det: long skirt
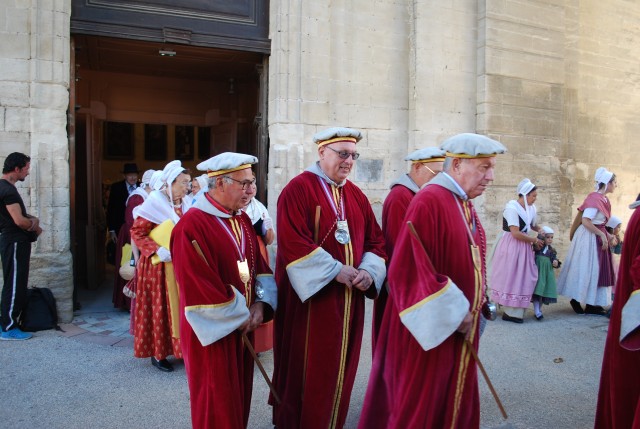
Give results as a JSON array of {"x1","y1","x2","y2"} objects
[
  {"x1": 133, "y1": 256, "x2": 182, "y2": 360},
  {"x1": 533, "y1": 255, "x2": 558, "y2": 304},
  {"x1": 489, "y1": 232, "x2": 538, "y2": 309},
  {"x1": 557, "y1": 225, "x2": 613, "y2": 306}
]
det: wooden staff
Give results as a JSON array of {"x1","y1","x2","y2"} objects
[
  {"x1": 465, "y1": 338, "x2": 508, "y2": 419},
  {"x1": 191, "y1": 239, "x2": 281, "y2": 404},
  {"x1": 406, "y1": 221, "x2": 508, "y2": 420}
]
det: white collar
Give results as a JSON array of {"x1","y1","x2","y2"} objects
[
  {"x1": 306, "y1": 162, "x2": 347, "y2": 187},
  {"x1": 436, "y1": 172, "x2": 468, "y2": 200}
]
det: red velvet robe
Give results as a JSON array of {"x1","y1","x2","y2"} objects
[
  {"x1": 374, "y1": 182, "x2": 415, "y2": 353},
  {"x1": 359, "y1": 183, "x2": 486, "y2": 429},
  {"x1": 273, "y1": 171, "x2": 386, "y2": 429},
  {"x1": 171, "y1": 204, "x2": 273, "y2": 429},
  {"x1": 595, "y1": 206, "x2": 640, "y2": 428}
]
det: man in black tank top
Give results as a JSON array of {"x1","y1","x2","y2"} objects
[{"x1": 0, "y1": 152, "x2": 42, "y2": 340}]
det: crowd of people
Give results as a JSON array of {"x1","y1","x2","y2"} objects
[
  {"x1": 2, "y1": 128, "x2": 639, "y2": 428},
  {"x1": 93, "y1": 135, "x2": 640, "y2": 428}
]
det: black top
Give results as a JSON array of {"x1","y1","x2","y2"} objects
[
  {"x1": 502, "y1": 216, "x2": 527, "y2": 232},
  {"x1": 107, "y1": 180, "x2": 139, "y2": 232},
  {"x1": 0, "y1": 179, "x2": 36, "y2": 242}
]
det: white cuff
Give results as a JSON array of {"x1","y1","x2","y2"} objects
[
  {"x1": 620, "y1": 290, "x2": 640, "y2": 350},
  {"x1": 399, "y1": 279, "x2": 470, "y2": 351},
  {"x1": 256, "y1": 274, "x2": 277, "y2": 311},
  {"x1": 286, "y1": 247, "x2": 342, "y2": 302},
  {"x1": 184, "y1": 287, "x2": 249, "y2": 347},
  {"x1": 358, "y1": 252, "x2": 387, "y2": 295}
]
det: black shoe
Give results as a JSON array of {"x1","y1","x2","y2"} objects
[
  {"x1": 585, "y1": 305, "x2": 608, "y2": 316},
  {"x1": 570, "y1": 299, "x2": 585, "y2": 314},
  {"x1": 151, "y1": 357, "x2": 174, "y2": 372},
  {"x1": 502, "y1": 313, "x2": 524, "y2": 324},
  {"x1": 535, "y1": 313, "x2": 544, "y2": 321}
]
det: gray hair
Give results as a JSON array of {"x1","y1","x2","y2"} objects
[
  {"x1": 443, "y1": 157, "x2": 454, "y2": 172},
  {"x1": 208, "y1": 176, "x2": 233, "y2": 190}
]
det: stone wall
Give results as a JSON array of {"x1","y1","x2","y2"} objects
[
  {"x1": 478, "y1": 0, "x2": 640, "y2": 253},
  {"x1": 477, "y1": 0, "x2": 568, "y2": 247},
  {"x1": 268, "y1": 0, "x2": 411, "y2": 220},
  {"x1": 2, "y1": 0, "x2": 640, "y2": 320},
  {"x1": 0, "y1": 0, "x2": 74, "y2": 322},
  {"x1": 268, "y1": 0, "x2": 640, "y2": 257}
]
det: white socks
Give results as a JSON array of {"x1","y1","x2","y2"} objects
[{"x1": 533, "y1": 298, "x2": 542, "y2": 317}]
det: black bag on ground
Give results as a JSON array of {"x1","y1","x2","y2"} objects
[{"x1": 21, "y1": 287, "x2": 59, "y2": 332}]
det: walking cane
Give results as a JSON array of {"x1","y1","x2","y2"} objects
[
  {"x1": 406, "y1": 222, "x2": 509, "y2": 422},
  {"x1": 191, "y1": 240, "x2": 281, "y2": 404}
]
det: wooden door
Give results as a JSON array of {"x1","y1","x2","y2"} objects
[
  {"x1": 212, "y1": 121, "x2": 237, "y2": 155},
  {"x1": 84, "y1": 117, "x2": 106, "y2": 289}
]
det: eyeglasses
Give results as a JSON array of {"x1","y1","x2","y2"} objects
[
  {"x1": 326, "y1": 146, "x2": 360, "y2": 160},
  {"x1": 421, "y1": 164, "x2": 441, "y2": 175},
  {"x1": 223, "y1": 176, "x2": 256, "y2": 190}
]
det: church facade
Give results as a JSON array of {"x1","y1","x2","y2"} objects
[{"x1": 1, "y1": 0, "x2": 639, "y2": 321}]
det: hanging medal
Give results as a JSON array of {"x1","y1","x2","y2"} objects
[
  {"x1": 237, "y1": 259, "x2": 250, "y2": 287},
  {"x1": 215, "y1": 216, "x2": 251, "y2": 292},
  {"x1": 318, "y1": 177, "x2": 350, "y2": 244},
  {"x1": 335, "y1": 220, "x2": 350, "y2": 244}
]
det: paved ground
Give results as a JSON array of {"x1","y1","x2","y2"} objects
[{"x1": 0, "y1": 276, "x2": 609, "y2": 429}]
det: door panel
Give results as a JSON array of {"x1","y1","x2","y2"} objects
[
  {"x1": 212, "y1": 121, "x2": 237, "y2": 155},
  {"x1": 85, "y1": 118, "x2": 106, "y2": 289}
]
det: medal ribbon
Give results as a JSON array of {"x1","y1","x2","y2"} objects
[
  {"x1": 214, "y1": 216, "x2": 246, "y2": 261},
  {"x1": 317, "y1": 176, "x2": 345, "y2": 220},
  {"x1": 452, "y1": 193, "x2": 486, "y2": 310}
]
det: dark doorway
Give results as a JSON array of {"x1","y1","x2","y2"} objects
[{"x1": 70, "y1": 35, "x2": 269, "y2": 306}]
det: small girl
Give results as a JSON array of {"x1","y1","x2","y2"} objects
[
  {"x1": 605, "y1": 216, "x2": 622, "y2": 255},
  {"x1": 531, "y1": 226, "x2": 561, "y2": 320}
]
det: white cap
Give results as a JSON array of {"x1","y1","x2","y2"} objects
[
  {"x1": 149, "y1": 170, "x2": 164, "y2": 191},
  {"x1": 541, "y1": 226, "x2": 554, "y2": 235},
  {"x1": 404, "y1": 147, "x2": 446, "y2": 163},
  {"x1": 141, "y1": 169, "x2": 155, "y2": 187},
  {"x1": 517, "y1": 178, "x2": 536, "y2": 196},
  {"x1": 313, "y1": 127, "x2": 362, "y2": 147},
  {"x1": 440, "y1": 133, "x2": 507, "y2": 158},
  {"x1": 197, "y1": 152, "x2": 258, "y2": 177},
  {"x1": 161, "y1": 160, "x2": 186, "y2": 185},
  {"x1": 606, "y1": 216, "x2": 622, "y2": 229},
  {"x1": 594, "y1": 167, "x2": 614, "y2": 189},
  {"x1": 195, "y1": 174, "x2": 208, "y2": 191}
]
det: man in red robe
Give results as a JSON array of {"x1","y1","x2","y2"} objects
[
  {"x1": 272, "y1": 127, "x2": 387, "y2": 429},
  {"x1": 595, "y1": 194, "x2": 640, "y2": 428},
  {"x1": 358, "y1": 133, "x2": 507, "y2": 429},
  {"x1": 373, "y1": 146, "x2": 446, "y2": 354},
  {"x1": 171, "y1": 153, "x2": 277, "y2": 429}
]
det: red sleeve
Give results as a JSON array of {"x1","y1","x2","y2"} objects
[
  {"x1": 130, "y1": 217, "x2": 160, "y2": 258},
  {"x1": 382, "y1": 186, "x2": 413, "y2": 259},
  {"x1": 276, "y1": 176, "x2": 323, "y2": 264},
  {"x1": 170, "y1": 218, "x2": 236, "y2": 307},
  {"x1": 388, "y1": 195, "x2": 450, "y2": 308}
]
